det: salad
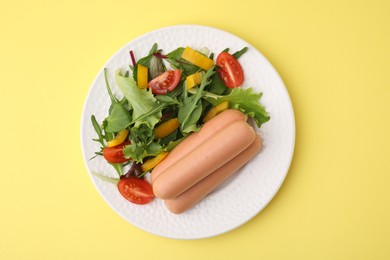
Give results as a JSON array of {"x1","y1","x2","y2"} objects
[{"x1": 91, "y1": 43, "x2": 270, "y2": 205}]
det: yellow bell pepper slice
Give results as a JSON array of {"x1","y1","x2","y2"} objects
[
  {"x1": 154, "y1": 118, "x2": 180, "y2": 139},
  {"x1": 203, "y1": 101, "x2": 230, "y2": 122},
  {"x1": 107, "y1": 129, "x2": 129, "y2": 147},
  {"x1": 186, "y1": 72, "x2": 202, "y2": 89},
  {"x1": 141, "y1": 151, "x2": 169, "y2": 172},
  {"x1": 182, "y1": 47, "x2": 214, "y2": 70},
  {"x1": 137, "y1": 64, "x2": 148, "y2": 89}
]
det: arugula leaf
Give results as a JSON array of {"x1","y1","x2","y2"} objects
[
  {"x1": 115, "y1": 69, "x2": 161, "y2": 129},
  {"x1": 148, "y1": 43, "x2": 158, "y2": 55},
  {"x1": 179, "y1": 97, "x2": 203, "y2": 133},
  {"x1": 110, "y1": 163, "x2": 124, "y2": 177},
  {"x1": 206, "y1": 73, "x2": 230, "y2": 95},
  {"x1": 154, "y1": 95, "x2": 181, "y2": 105},
  {"x1": 178, "y1": 67, "x2": 215, "y2": 134},
  {"x1": 164, "y1": 137, "x2": 186, "y2": 152},
  {"x1": 104, "y1": 103, "x2": 132, "y2": 133},
  {"x1": 232, "y1": 47, "x2": 248, "y2": 59},
  {"x1": 104, "y1": 68, "x2": 118, "y2": 104},
  {"x1": 91, "y1": 115, "x2": 105, "y2": 146},
  {"x1": 219, "y1": 47, "x2": 247, "y2": 59}
]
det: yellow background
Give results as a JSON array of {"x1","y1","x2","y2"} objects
[{"x1": 1, "y1": 0, "x2": 389, "y2": 259}]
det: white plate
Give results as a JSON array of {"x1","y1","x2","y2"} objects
[{"x1": 80, "y1": 25, "x2": 295, "y2": 240}]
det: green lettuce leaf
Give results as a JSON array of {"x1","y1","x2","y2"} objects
[
  {"x1": 115, "y1": 69, "x2": 161, "y2": 129},
  {"x1": 114, "y1": 69, "x2": 166, "y2": 163},
  {"x1": 123, "y1": 140, "x2": 162, "y2": 163},
  {"x1": 202, "y1": 87, "x2": 270, "y2": 128},
  {"x1": 104, "y1": 103, "x2": 132, "y2": 133}
]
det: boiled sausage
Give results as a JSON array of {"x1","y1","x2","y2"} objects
[
  {"x1": 152, "y1": 120, "x2": 256, "y2": 199},
  {"x1": 164, "y1": 135, "x2": 261, "y2": 214},
  {"x1": 151, "y1": 109, "x2": 247, "y2": 183}
]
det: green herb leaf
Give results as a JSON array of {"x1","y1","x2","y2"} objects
[
  {"x1": 115, "y1": 69, "x2": 161, "y2": 129},
  {"x1": 154, "y1": 95, "x2": 180, "y2": 105},
  {"x1": 164, "y1": 137, "x2": 186, "y2": 152},
  {"x1": 204, "y1": 87, "x2": 270, "y2": 127},
  {"x1": 104, "y1": 68, "x2": 118, "y2": 104},
  {"x1": 123, "y1": 140, "x2": 162, "y2": 163},
  {"x1": 232, "y1": 47, "x2": 248, "y2": 59},
  {"x1": 104, "y1": 103, "x2": 132, "y2": 133},
  {"x1": 206, "y1": 73, "x2": 229, "y2": 95},
  {"x1": 178, "y1": 67, "x2": 215, "y2": 134},
  {"x1": 148, "y1": 43, "x2": 158, "y2": 55},
  {"x1": 91, "y1": 115, "x2": 105, "y2": 146},
  {"x1": 179, "y1": 98, "x2": 203, "y2": 133},
  {"x1": 110, "y1": 163, "x2": 124, "y2": 177}
]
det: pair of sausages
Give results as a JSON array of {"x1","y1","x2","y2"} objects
[{"x1": 151, "y1": 109, "x2": 262, "y2": 214}]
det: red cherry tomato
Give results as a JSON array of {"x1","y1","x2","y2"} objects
[
  {"x1": 216, "y1": 52, "x2": 244, "y2": 88},
  {"x1": 117, "y1": 177, "x2": 155, "y2": 205},
  {"x1": 148, "y1": 69, "x2": 181, "y2": 94},
  {"x1": 102, "y1": 141, "x2": 130, "y2": 164}
]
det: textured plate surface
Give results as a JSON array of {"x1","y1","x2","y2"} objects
[{"x1": 80, "y1": 25, "x2": 295, "y2": 239}]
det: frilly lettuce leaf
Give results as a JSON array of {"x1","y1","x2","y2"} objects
[
  {"x1": 204, "y1": 87, "x2": 270, "y2": 128},
  {"x1": 115, "y1": 69, "x2": 165, "y2": 163},
  {"x1": 123, "y1": 140, "x2": 162, "y2": 163},
  {"x1": 115, "y1": 69, "x2": 161, "y2": 129},
  {"x1": 104, "y1": 103, "x2": 132, "y2": 133}
]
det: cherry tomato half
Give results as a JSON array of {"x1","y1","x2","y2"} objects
[
  {"x1": 102, "y1": 141, "x2": 130, "y2": 164},
  {"x1": 117, "y1": 177, "x2": 154, "y2": 205},
  {"x1": 148, "y1": 69, "x2": 181, "y2": 94},
  {"x1": 216, "y1": 52, "x2": 244, "y2": 88}
]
